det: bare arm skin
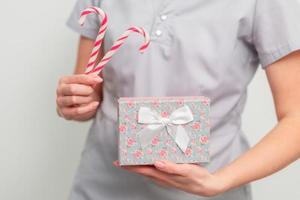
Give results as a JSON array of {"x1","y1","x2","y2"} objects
[
  {"x1": 56, "y1": 36, "x2": 104, "y2": 121},
  {"x1": 118, "y1": 51, "x2": 300, "y2": 197},
  {"x1": 215, "y1": 50, "x2": 300, "y2": 191},
  {"x1": 74, "y1": 36, "x2": 101, "y2": 74}
]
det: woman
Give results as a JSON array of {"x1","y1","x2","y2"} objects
[{"x1": 56, "y1": 0, "x2": 300, "y2": 199}]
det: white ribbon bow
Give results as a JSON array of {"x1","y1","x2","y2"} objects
[{"x1": 137, "y1": 105, "x2": 194, "y2": 152}]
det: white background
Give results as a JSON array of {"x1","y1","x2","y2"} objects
[{"x1": 0, "y1": 0, "x2": 299, "y2": 199}]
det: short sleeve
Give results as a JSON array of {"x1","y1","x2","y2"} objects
[
  {"x1": 66, "y1": 0, "x2": 101, "y2": 40},
  {"x1": 253, "y1": 0, "x2": 300, "y2": 69}
]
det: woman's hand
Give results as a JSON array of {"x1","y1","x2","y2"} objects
[
  {"x1": 114, "y1": 160, "x2": 227, "y2": 197},
  {"x1": 115, "y1": 51, "x2": 300, "y2": 197},
  {"x1": 56, "y1": 74, "x2": 103, "y2": 121}
]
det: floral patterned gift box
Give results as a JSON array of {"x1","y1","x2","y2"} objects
[{"x1": 118, "y1": 96, "x2": 210, "y2": 166}]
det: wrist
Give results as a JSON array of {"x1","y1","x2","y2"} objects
[
  {"x1": 195, "y1": 169, "x2": 233, "y2": 197},
  {"x1": 74, "y1": 109, "x2": 98, "y2": 121},
  {"x1": 212, "y1": 168, "x2": 235, "y2": 194}
]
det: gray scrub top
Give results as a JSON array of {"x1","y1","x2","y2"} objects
[{"x1": 66, "y1": 0, "x2": 300, "y2": 200}]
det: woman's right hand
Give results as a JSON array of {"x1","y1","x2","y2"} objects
[{"x1": 56, "y1": 74, "x2": 103, "y2": 121}]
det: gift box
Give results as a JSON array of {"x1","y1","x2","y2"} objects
[{"x1": 118, "y1": 96, "x2": 210, "y2": 165}]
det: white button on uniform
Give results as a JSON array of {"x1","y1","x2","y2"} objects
[
  {"x1": 155, "y1": 30, "x2": 162, "y2": 36},
  {"x1": 160, "y1": 15, "x2": 168, "y2": 21}
]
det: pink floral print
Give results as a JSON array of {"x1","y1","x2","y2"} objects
[
  {"x1": 133, "y1": 150, "x2": 143, "y2": 159},
  {"x1": 184, "y1": 147, "x2": 193, "y2": 157},
  {"x1": 127, "y1": 100, "x2": 134, "y2": 108},
  {"x1": 165, "y1": 139, "x2": 173, "y2": 146},
  {"x1": 152, "y1": 99, "x2": 160, "y2": 107},
  {"x1": 161, "y1": 111, "x2": 169, "y2": 118},
  {"x1": 202, "y1": 98, "x2": 210, "y2": 106},
  {"x1": 176, "y1": 98, "x2": 184, "y2": 106},
  {"x1": 158, "y1": 149, "x2": 167, "y2": 158},
  {"x1": 131, "y1": 124, "x2": 137, "y2": 130},
  {"x1": 171, "y1": 147, "x2": 177, "y2": 153},
  {"x1": 127, "y1": 138, "x2": 136, "y2": 147},
  {"x1": 192, "y1": 122, "x2": 201, "y2": 130},
  {"x1": 200, "y1": 135, "x2": 209, "y2": 144},
  {"x1": 119, "y1": 124, "x2": 127, "y2": 134},
  {"x1": 151, "y1": 136, "x2": 160, "y2": 146},
  {"x1": 146, "y1": 148, "x2": 153, "y2": 155},
  {"x1": 118, "y1": 96, "x2": 210, "y2": 165},
  {"x1": 190, "y1": 139, "x2": 196, "y2": 145},
  {"x1": 196, "y1": 146, "x2": 203, "y2": 153}
]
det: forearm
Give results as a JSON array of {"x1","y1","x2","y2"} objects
[
  {"x1": 56, "y1": 36, "x2": 104, "y2": 122},
  {"x1": 215, "y1": 115, "x2": 300, "y2": 191},
  {"x1": 74, "y1": 36, "x2": 103, "y2": 74}
]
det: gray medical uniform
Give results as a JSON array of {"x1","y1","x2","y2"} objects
[{"x1": 66, "y1": 0, "x2": 300, "y2": 199}]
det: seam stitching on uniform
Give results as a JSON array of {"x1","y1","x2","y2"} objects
[{"x1": 250, "y1": 0, "x2": 259, "y2": 45}]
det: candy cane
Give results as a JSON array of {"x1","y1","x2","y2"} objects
[
  {"x1": 79, "y1": 7, "x2": 108, "y2": 73},
  {"x1": 87, "y1": 26, "x2": 150, "y2": 75}
]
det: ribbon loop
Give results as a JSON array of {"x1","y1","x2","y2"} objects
[{"x1": 137, "y1": 105, "x2": 193, "y2": 152}]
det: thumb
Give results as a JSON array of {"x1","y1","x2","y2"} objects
[{"x1": 61, "y1": 74, "x2": 102, "y2": 85}]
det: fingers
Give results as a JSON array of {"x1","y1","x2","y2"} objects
[
  {"x1": 56, "y1": 74, "x2": 103, "y2": 121},
  {"x1": 118, "y1": 164, "x2": 157, "y2": 177},
  {"x1": 57, "y1": 84, "x2": 94, "y2": 96},
  {"x1": 57, "y1": 95, "x2": 95, "y2": 107},
  {"x1": 58, "y1": 74, "x2": 102, "y2": 85},
  {"x1": 114, "y1": 160, "x2": 191, "y2": 192},
  {"x1": 124, "y1": 165, "x2": 185, "y2": 188},
  {"x1": 114, "y1": 160, "x2": 216, "y2": 196},
  {"x1": 117, "y1": 163, "x2": 163, "y2": 179},
  {"x1": 115, "y1": 161, "x2": 181, "y2": 183},
  {"x1": 59, "y1": 101, "x2": 99, "y2": 120},
  {"x1": 154, "y1": 160, "x2": 194, "y2": 176}
]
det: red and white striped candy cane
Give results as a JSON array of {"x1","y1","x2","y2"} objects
[
  {"x1": 79, "y1": 6, "x2": 108, "y2": 74},
  {"x1": 87, "y1": 26, "x2": 150, "y2": 75}
]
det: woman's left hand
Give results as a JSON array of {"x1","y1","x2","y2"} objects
[{"x1": 114, "y1": 160, "x2": 228, "y2": 197}]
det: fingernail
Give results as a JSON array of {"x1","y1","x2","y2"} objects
[
  {"x1": 93, "y1": 102, "x2": 99, "y2": 107},
  {"x1": 90, "y1": 74, "x2": 102, "y2": 82},
  {"x1": 113, "y1": 160, "x2": 120, "y2": 167},
  {"x1": 77, "y1": 108, "x2": 87, "y2": 114},
  {"x1": 154, "y1": 161, "x2": 165, "y2": 169},
  {"x1": 94, "y1": 77, "x2": 102, "y2": 82}
]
